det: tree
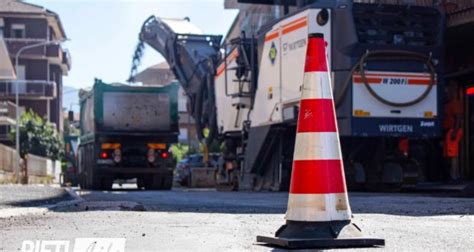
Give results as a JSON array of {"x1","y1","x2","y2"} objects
[{"x1": 10, "y1": 110, "x2": 64, "y2": 161}]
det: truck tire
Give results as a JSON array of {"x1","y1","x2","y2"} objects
[
  {"x1": 101, "y1": 177, "x2": 114, "y2": 191},
  {"x1": 79, "y1": 174, "x2": 86, "y2": 189},
  {"x1": 137, "y1": 178, "x2": 145, "y2": 189},
  {"x1": 143, "y1": 175, "x2": 162, "y2": 190},
  {"x1": 144, "y1": 173, "x2": 173, "y2": 190},
  {"x1": 85, "y1": 162, "x2": 102, "y2": 190},
  {"x1": 161, "y1": 174, "x2": 173, "y2": 190}
]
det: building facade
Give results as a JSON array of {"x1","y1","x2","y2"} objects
[{"x1": 0, "y1": 0, "x2": 71, "y2": 143}]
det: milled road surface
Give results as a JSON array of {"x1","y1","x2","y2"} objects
[{"x1": 1, "y1": 184, "x2": 473, "y2": 251}]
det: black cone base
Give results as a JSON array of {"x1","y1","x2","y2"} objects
[{"x1": 257, "y1": 220, "x2": 385, "y2": 249}]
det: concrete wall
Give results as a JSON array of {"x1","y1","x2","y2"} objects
[
  {"x1": 27, "y1": 153, "x2": 61, "y2": 182},
  {"x1": 0, "y1": 143, "x2": 15, "y2": 172},
  {"x1": 0, "y1": 143, "x2": 61, "y2": 183}
]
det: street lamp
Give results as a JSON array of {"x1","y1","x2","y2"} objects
[{"x1": 14, "y1": 39, "x2": 63, "y2": 182}]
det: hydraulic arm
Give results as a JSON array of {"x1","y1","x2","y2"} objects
[{"x1": 129, "y1": 16, "x2": 223, "y2": 142}]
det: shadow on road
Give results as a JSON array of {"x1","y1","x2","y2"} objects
[
  {"x1": 2, "y1": 194, "x2": 72, "y2": 208},
  {"x1": 0, "y1": 185, "x2": 72, "y2": 209}
]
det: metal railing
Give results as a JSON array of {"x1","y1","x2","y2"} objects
[
  {"x1": 4, "y1": 38, "x2": 70, "y2": 68},
  {"x1": 0, "y1": 101, "x2": 16, "y2": 119},
  {"x1": 0, "y1": 80, "x2": 56, "y2": 99},
  {"x1": 0, "y1": 102, "x2": 16, "y2": 142}
]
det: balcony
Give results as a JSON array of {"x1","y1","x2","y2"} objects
[
  {"x1": 4, "y1": 38, "x2": 48, "y2": 58},
  {"x1": 62, "y1": 49, "x2": 72, "y2": 70},
  {"x1": 0, "y1": 101, "x2": 16, "y2": 123},
  {"x1": 0, "y1": 80, "x2": 56, "y2": 100},
  {"x1": 4, "y1": 38, "x2": 71, "y2": 70},
  {"x1": 46, "y1": 42, "x2": 71, "y2": 71},
  {"x1": 46, "y1": 43, "x2": 61, "y2": 58}
]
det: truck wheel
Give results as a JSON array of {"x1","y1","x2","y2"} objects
[
  {"x1": 137, "y1": 178, "x2": 145, "y2": 189},
  {"x1": 79, "y1": 174, "x2": 86, "y2": 189},
  {"x1": 143, "y1": 176, "x2": 161, "y2": 190},
  {"x1": 144, "y1": 174, "x2": 173, "y2": 190},
  {"x1": 101, "y1": 177, "x2": 114, "y2": 191},
  {"x1": 161, "y1": 174, "x2": 173, "y2": 190},
  {"x1": 86, "y1": 166, "x2": 101, "y2": 190}
]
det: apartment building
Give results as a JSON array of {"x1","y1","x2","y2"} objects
[{"x1": 0, "y1": 0, "x2": 71, "y2": 143}]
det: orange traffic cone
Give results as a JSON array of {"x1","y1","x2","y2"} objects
[{"x1": 256, "y1": 33, "x2": 384, "y2": 249}]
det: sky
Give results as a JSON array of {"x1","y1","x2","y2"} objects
[{"x1": 27, "y1": 0, "x2": 238, "y2": 89}]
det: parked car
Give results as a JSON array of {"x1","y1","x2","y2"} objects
[{"x1": 175, "y1": 153, "x2": 220, "y2": 186}]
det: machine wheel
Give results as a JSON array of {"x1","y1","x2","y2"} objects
[
  {"x1": 345, "y1": 161, "x2": 366, "y2": 191},
  {"x1": 230, "y1": 169, "x2": 239, "y2": 191},
  {"x1": 215, "y1": 168, "x2": 239, "y2": 191},
  {"x1": 382, "y1": 162, "x2": 404, "y2": 191}
]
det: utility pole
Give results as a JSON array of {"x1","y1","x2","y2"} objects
[{"x1": 14, "y1": 39, "x2": 63, "y2": 182}]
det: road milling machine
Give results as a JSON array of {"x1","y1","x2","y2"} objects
[{"x1": 130, "y1": 0, "x2": 444, "y2": 191}]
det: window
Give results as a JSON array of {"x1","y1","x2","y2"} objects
[
  {"x1": 11, "y1": 24, "x2": 25, "y2": 39},
  {"x1": 15, "y1": 65, "x2": 26, "y2": 94},
  {"x1": 0, "y1": 18, "x2": 4, "y2": 38},
  {"x1": 16, "y1": 65, "x2": 25, "y2": 80}
]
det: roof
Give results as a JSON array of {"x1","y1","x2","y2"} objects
[
  {"x1": 148, "y1": 61, "x2": 170, "y2": 70},
  {"x1": 0, "y1": 0, "x2": 67, "y2": 39},
  {"x1": 0, "y1": 0, "x2": 48, "y2": 13},
  {"x1": 133, "y1": 61, "x2": 176, "y2": 86}
]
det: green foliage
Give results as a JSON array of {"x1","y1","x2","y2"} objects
[{"x1": 10, "y1": 110, "x2": 64, "y2": 161}]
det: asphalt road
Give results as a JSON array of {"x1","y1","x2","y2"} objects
[{"x1": 1, "y1": 184, "x2": 473, "y2": 251}]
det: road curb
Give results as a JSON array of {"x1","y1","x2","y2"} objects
[
  {"x1": 62, "y1": 187, "x2": 84, "y2": 201},
  {"x1": 0, "y1": 187, "x2": 84, "y2": 218}
]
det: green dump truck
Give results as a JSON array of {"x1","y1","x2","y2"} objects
[{"x1": 78, "y1": 79, "x2": 179, "y2": 190}]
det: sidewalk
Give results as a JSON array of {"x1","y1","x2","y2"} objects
[{"x1": 0, "y1": 184, "x2": 72, "y2": 209}]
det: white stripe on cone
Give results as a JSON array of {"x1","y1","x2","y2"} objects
[
  {"x1": 286, "y1": 193, "x2": 351, "y2": 221},
  {"x1": 293, "y1": 132, "x2": 342, "y2": 161},
  {"x1": 302, "y1": 72, "x2": 333, "y2": 100}
]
